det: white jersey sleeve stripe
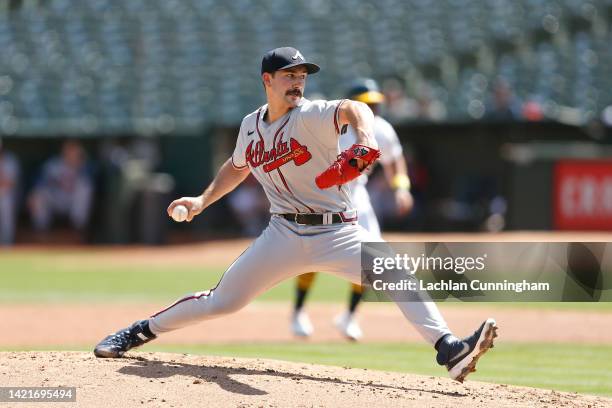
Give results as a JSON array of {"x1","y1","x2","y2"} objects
[{"x1": 231, "y1": 156, "x2": 247, "y2": 169}]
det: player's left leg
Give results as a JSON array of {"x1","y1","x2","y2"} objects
[
  {"x1": 311, "y1": 223, "x2": 497, "y2": 382},
  {"x1": 310, "y1": 222, "x2": 452, "y2": 344}
]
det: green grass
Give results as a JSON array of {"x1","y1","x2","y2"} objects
[
  {"x1": 0, "y1": 252, "x2": 348, "y2": 303},
  {"x1": 6, "y1": 342, "x2": 612, "y2": 397},
  {"x1": 1, "y1": 251, "x2": 612, "y2": 310}
]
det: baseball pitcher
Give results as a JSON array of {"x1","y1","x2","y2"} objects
[{"x1": 94, "y1": 47, "x2": 497, "y2": 383}]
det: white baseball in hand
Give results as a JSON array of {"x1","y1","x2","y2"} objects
[{"x1": 171, "y1": 205, "x2": 189, "y2": 222}]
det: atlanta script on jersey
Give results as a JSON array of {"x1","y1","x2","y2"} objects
[{"x1": 232, "y1": 98, "x2": 355, "y2": 214}]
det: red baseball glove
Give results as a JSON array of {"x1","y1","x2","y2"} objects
[{"x1": 315, "y1": 144, "x2": 381, "y2": 189}]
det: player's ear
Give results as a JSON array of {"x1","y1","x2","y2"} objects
[{"x1": 262, "y1": 73, "x2": 271, "y2": 87}]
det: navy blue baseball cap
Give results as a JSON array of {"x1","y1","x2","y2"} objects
[{"x1": 261, "y1": 47, "x2": 320, "y2": 75}]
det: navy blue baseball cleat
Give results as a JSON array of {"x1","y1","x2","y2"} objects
[
  {"x1": 93, "y1": 320, "x2": 156, "y2": 358},
  {"x1": 436, "y1": 318, "x2": 498, "y2": 382}
]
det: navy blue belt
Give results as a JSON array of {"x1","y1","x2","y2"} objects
[{"x1": 279, "y1": 212, "x2": 357, "y2": 225}]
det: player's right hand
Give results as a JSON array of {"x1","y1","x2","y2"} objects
[{"x1": 167, "y1": 196, "x2": 204, "y2": 222}]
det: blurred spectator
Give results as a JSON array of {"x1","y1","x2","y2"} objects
[
  {"x1": 227, "y1": 175, "x2": 269, "y2": 236},
  {"x1": 485, "y1": 78, "x2": 522, "y2": 120},
  {"x1": 0, "y1": 137, "x2": 19, "y2": 245},
  {"x1": 381, "y1": 77, "x2": 416, "y2": 122},
  {"x1": 414, "y1": 83, "x2": 447, "y2": 121},
  {"x1": 382, "y1": 78, "x2": 447, "y2": 122},
  {"x1": 95, "y1": 137, "x2": 173, "y2": 244},
  {"x1": 28, "y1": 140, "x2": 93, "y2": 232}
]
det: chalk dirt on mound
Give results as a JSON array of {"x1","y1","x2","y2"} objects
[{"x1": 1, "y1": 352, "x2": 610, "y2": 408}]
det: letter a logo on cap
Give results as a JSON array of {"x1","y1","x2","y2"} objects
[{"x1": 292, "y1": 50, "x2": 304, "y2": 61}]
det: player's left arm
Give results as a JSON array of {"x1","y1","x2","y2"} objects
[
  {"x1": 314, "y1": 100, "x2": 382, "y2": 189},
  {"x1": 337, "y1": 100, "x2": 378, "y2": 151}
]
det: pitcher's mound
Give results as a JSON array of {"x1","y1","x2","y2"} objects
[{"x1": 1, "y1": 351, "x2": 609, "y2": 407}]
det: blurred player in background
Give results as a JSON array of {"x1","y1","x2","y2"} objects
[
  {"x1": 292, "y1": 78, "x2": 413, "y2": 340},
  {"x1": 28, "y1": 140, "x2": 93, "y2": 234},
  {"x1": 228, "y1": 174, "x2": 270, "y2": 237},
  {"x1": 0, "y1": 137, "x2": 19, "y2": 245}
]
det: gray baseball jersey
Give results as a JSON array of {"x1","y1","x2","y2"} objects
[{"x1": 232, "y1": 98, "x2": 353, "y2": 214}]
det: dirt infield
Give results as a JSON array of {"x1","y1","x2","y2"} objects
[
  {"x1": 2, "y1": 351, "x2": 610, "y2": 408},
  {"x1": 2, "y1": 302, "x2": 611, "y2": 347},
  {"x1": 8, "y1": 231, "x2": 612, "y2": 268},
  {"x1": 2, "y1": 231, "x2": 612, "y2": 346}
]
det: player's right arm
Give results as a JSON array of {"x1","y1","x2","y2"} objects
[
  {"x1": 168, "y1": 116, "x2": 253, "y2": 222},
  {"x1": 167, "y1": 158, "x2": 250, "y2": 222}
]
